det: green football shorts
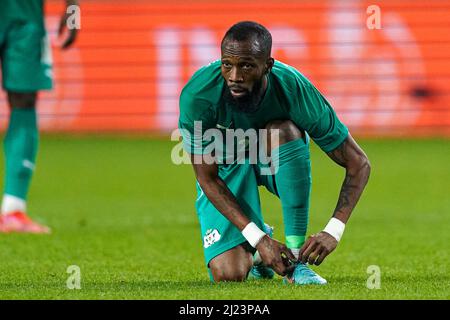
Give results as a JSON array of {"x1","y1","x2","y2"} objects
[
  {"x1": 0, "y1": 20, "x2": 53, "y2": 92},
  {"x1": 195, "y1": 157, "x2": 281, "y2": 266}
]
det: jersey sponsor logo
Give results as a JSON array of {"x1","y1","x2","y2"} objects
[{"x1": 203, "y1": 229, "x2": 221, "y2": 248}]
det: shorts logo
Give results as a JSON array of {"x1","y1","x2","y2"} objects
[{"x1": 203, "y1": 229, "x2": 221, "y2": 248}]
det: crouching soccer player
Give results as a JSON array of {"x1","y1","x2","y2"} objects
[
  {"x1": 0, "y1": 0, "x2": 78, "y2": 233},
  {"x1": 178, "y1": 21, "x2": 371, "y2": 284}
]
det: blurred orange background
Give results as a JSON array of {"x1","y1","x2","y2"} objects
[{"x1": 1, "y1": 0, "x2": 449, "y2": 136}]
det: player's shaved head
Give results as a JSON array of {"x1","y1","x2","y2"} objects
[
  {"x1": 220, "y1": 21, "x2": 274, "y2": 113},
  {"x1": 221, "y1": 21, "x2": 272, "y2": 58}
]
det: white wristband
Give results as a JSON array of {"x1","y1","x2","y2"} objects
[
  {"x1": 323, "y1": 217, "x2": 346, "y2": 242},
  {"x1": 242, "y1": 222, "x2": 266, "y2": 248}
]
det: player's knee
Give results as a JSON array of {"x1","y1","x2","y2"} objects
[
  {"x1": 211, "y1": 265, "x2": 250, "y2": 282},
  {"x1": 265, "y1": 120, "x2": 304, "y2": 149},
  {"x1": 209, "y1": 254, "x2": 252, "y2": 283},
  {"x1": 7, "y1": 92, "x2": 37, "y2": 109}
]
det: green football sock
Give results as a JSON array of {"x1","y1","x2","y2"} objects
[
  {"x1": 271, "y1": 138, "x2": 311, "y2": 250},
  {"x1": 3, "y1": 108, "x2": 39, "y2": 200}
]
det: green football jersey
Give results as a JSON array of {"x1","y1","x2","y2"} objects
[
  {"x1": 0, "y1": 0, "x2": 45, "y2": 25},
  {"x1": 179, "y1": 60, "x2": 348, "y2": 156}
]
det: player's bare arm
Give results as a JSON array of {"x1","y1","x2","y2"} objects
[
  {"x1": 327, "y1": 134, "x2": 371, "y2": 224},
  {"x1": 191, "y1": 154, "x2": 295, "y2": 276},
  {"x1": 299, "y1": 134, "x2": 371, "y2": 265},
  {"x1": 59, "y1": 0, "x2": 79, "y2": 49}
]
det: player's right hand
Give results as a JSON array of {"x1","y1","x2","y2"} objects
[{"x1": 256, "y1": 235, "x2": 296, "y2": 276}]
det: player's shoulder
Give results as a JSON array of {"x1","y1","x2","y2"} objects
[
  {"x1": 271, "y1": 60, "x2": 314, "y2": 90},
  {"x1": 180, "y1": 60, "x2": 223, "y2": 105}
]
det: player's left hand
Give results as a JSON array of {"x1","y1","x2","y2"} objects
[
  {"x1": 298, "y1": 232, "x2": 338, "y2": 266},
  {"x1": 58, "y1": 0, "x2": 79, "y2": 49}
]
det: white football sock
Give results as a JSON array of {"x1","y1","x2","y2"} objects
[{"x1": 1, "y1": 194, "x2": 26, "y2": 215}]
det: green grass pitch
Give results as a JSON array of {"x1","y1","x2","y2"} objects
[{"x1": 0, "y1": 135, "x2": 448, "y2": 299}]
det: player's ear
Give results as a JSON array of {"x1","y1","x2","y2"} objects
[{"x1": 265, "y1": 58, "x2": 274, "y2": 74}]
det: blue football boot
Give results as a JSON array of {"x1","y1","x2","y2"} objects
[{"x1": 284, "y1": 262, "x2": 327, "y2": 285}]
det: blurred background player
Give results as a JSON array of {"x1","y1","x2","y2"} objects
[{"x1": 0, "y1": 0, "x2": 78, "y2": 233}]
